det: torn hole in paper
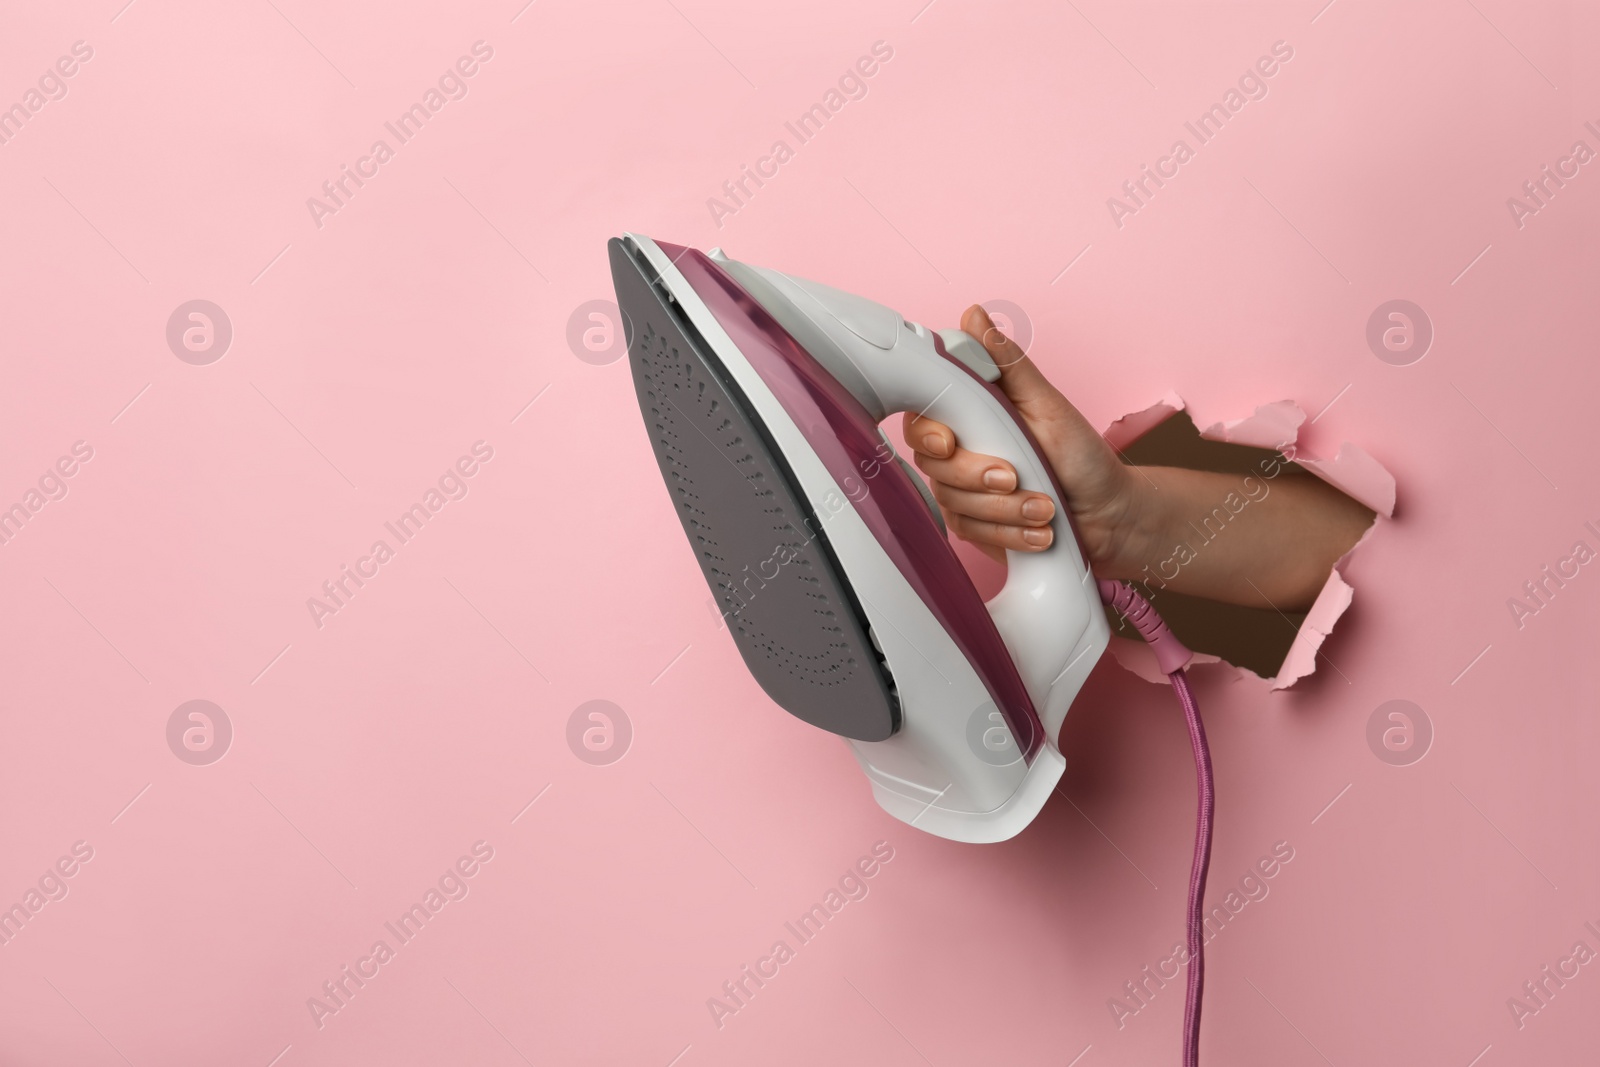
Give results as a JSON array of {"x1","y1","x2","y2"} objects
[{"x1": 1101, "y1": 397, "x2": 1394, "y2": 689}]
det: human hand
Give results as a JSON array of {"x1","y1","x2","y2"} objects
[
  {"x1": 904, "y1": 306, "x2": 1375, "y2": 610},
  {"x1": 902, "y1": 305, "x2": 1138, "y2": 571}
]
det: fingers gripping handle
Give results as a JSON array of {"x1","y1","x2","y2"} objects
[
  {"x1": 900, "y1": 333, "x2": 1102, "y2": 717},
  {"x1": 922, "y1": 332, "x2": 1195, "y2": 683}
]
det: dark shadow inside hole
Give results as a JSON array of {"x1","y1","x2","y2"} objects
[{"x1": 1113, "y1": 411, "x2": 1313, "y2": 678}]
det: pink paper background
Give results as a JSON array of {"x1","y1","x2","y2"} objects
[{"x1": 2, "y1": 1, "x2": 1597, "y2": 1064}]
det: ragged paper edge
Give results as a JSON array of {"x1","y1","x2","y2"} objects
[
  {"x1": 1101, "y1": 396, "x2": 1394, "y2": 689},
  {"x1": 1103, "y1": 391, "x2": 1187, "y2": 451},
  {"x1": 1199, "y1": 399, "x2": 1395, "y2": 519}
]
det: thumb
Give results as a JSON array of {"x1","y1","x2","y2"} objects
[{"x1": 961, "y1": 304, "x2": 1073, "y2": 423}]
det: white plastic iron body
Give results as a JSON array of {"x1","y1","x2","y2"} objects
[{"x1": 630, "y1": 234, "x2": 1109, "y2": 843}]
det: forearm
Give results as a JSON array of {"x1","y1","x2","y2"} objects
[{"x1": 1104, "y1": 465, "x2": 1374, "y2": 611}]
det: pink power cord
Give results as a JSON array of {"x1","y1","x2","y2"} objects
[{"x1": 1098, "y1": 580, "x2": 1214, "y2": 1067}]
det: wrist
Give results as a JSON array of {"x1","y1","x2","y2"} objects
[{"x1": 1090, "y1": 465, "x2": 1165, "y2": 582}]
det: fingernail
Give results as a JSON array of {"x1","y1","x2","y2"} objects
[
  {"x1": 1022, "y1": 527, "x2": 1052, "y2": 547},
  {"x1": 1021, "y1": 497, "x2": 1053, "y2": 521},
  {"x1": 922, "y1": 433, "x2": 947, "y2": 456},
  {"x1": 982, "y1": 468, "x2": 1016, "y2": 491}
]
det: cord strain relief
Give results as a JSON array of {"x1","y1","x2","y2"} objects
[{"x1": 1097, "y1": 579, "x2": 1194, "y2": 675}]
